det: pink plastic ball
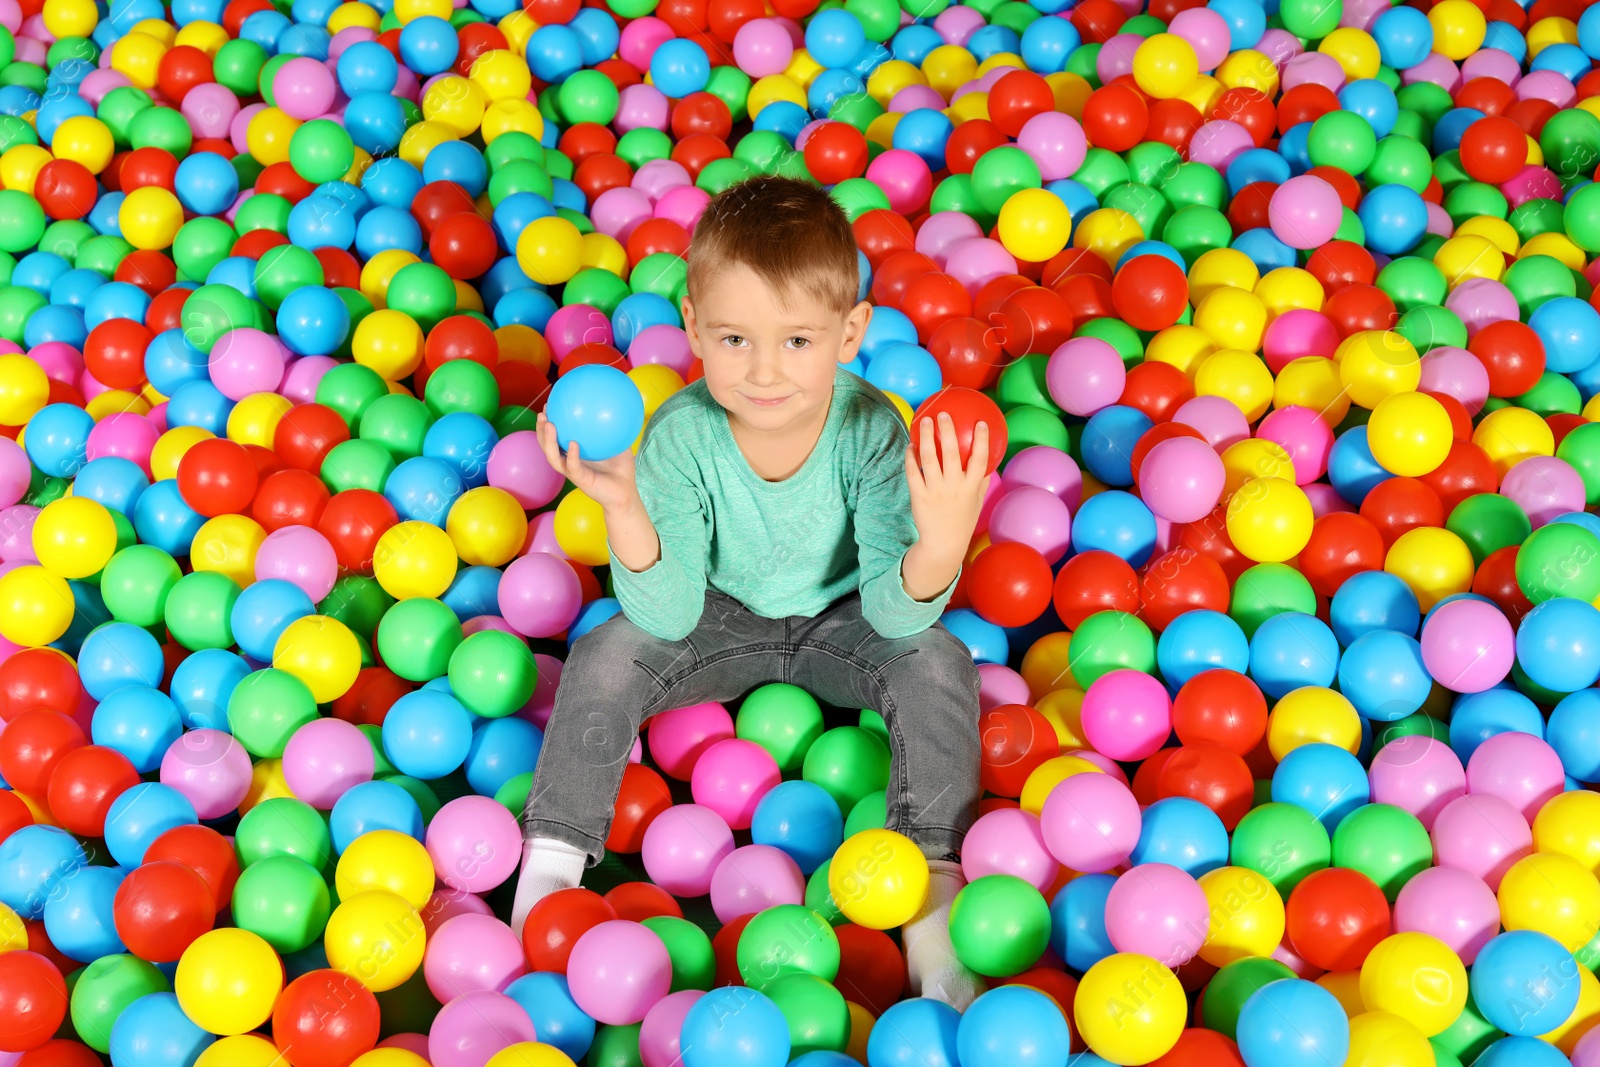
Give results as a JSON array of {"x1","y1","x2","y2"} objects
[
  {"x1": 916, "y1": 211, "x2": 984, "y2": 264},
  {"x1": 632, "y1": 159, "x2": 692, "y2": 203},
  {"x1": 977, "y1": 663, "x2": 1030, "y2": 711},
  {"x1": 1391, "y1": 865, "x2": 1500, "y2": 964},
  {"x1": 497, "y1": 551, "x2": 582, "y2": 639},
  {"x1": 945, "y1": 237, "x2": 1018, "y2": 298},
  {"x1": 0, "y1": 438, "x2": 27, "y2": 509},
  {"x1": 1269, "y1": 175, "x2": 1343, "y2": 250},
  {"x1": 1173, "y1": 395, "x2": 1251, "y2": 450},
  {"x1": 566, "y1": 919, "x2": 674, "y2": 1025},
  {"x1": 516, "y1": 653, "x2": 563, "y2": 730},
  {"x1": 1168, "y1": 7, "x2": 1231, "y2": 69},
  {"x1": 486, "y1": 431, "x2": 566, "y2": 510},
  {"x1": 275, "y1": 56, "x2": 337, "y2": 120},
  {"x1": 628, "y1": 324, "x2": 695, "y2": 377},
  {"x1": 281, "y1": 717, "x2": 373, "y2": 810},
  {"x1": 423, "y1": 913, "x2": 528, "y2": 1001},
  {"x1": 864, "y1": 149, "x2": 933, "y2": 216},
  {"x1": 619, "y1": 16, "x2": 674, "y2": 69},
  {"x1": 209, "y1": 327, "x2": 285, "y2": 400},
  {"x1": 708, "y1": 844, "x2": 805, "y2": 922},
  {"x1": 1081, "y1": 669, "x2": 1172, "y2": 762},
  {"x1": 1187, "y1": 120, "x2": 1254, "y2": 170},
  {"x1": 546, "y1": 305, "x2": 613, "y2": 362},
  {"x1": 647, "y1": 702, "x2": 735, "y2": 780},
  {"x1": 1138, "y1": 436, "x2": 1226, "y2": 523},
  {"x1": 1263, "y1": 309, "x2": 1339, "y2": 369},
  {"x1": 689, "y1": 737, "x2": 780, "y2": 831},
  {"x1": 590, "y1": 186, "x2": 654, "y2": 242},
  {"x1": 640, "y1": 803, "x2": 736, "y2": 897},
  {"x1": 1419, "y1": 346, "x2": 1491, "y2": 414},
  {"x1": 1046, "y1": 336, "x2": 1126, "y2": 417},
  {"x1": 85, "y1": 412, "x2": 158, "y2": 475},
  {"x1": 1104, "y1": 862, "x2": 1209, "y2": 967},
  {"x1": 1465, "y1": 732, "x2": 1565, "y2": 823},
  {"x1": 1016, "y1": 112, "x2": 1087, "y2": 182},
  {"x1": 1040, "y1": 771, "x2": 1141, "y2": 873},
  {"x1": 1500, "y1": 456, "x2": 1586, "y2": 528},
  {"x1": 1255, "y1": 405, "x2": 1335, "y2": 485},
  {"x1": 280, "y1": 354, "x2": 336, "y2": 404},
  {"x1": 158, "y1": 728, "x2": 252, "y2": 819},
  {"x1": 425, "y1": 795, "x2": 523, "y2": 893},
  {"x1": 422, "y1": 887, "x2": 494, "y2": 938},
  {"x1": 640, "y1": 990, "x2": 705, "y2": 1067},
  {"x1": 428, "y1": 991, "x2": 536, "y2": 1067},
  {"x1": 732, "y1": 18, "x2": 793, "y2": 77},
  {"x1": 961, "y1": 807, "x2": 1060, "y2": 890},
  {"x1": 1000, "y1": 445, "x2": 1082, "y2": 510},
  {"x1": 1368, "y1": 735, "x2": 1466, "y2": 830},
  {"x1": 1420, "y1": 597, "x2": 1515, "y2": 694},
  {"x1": 987, "y1": 485, "x2": 1073, "y2": 563},
  {"x1": 654, "y1": 185, "x2": 711, "y2": 231},
  {"x1": 255, "y1": 524, "x2": 339, "y2": 602},
  {"x1": 1430, "y1": 792, "x2": 1532, "y2": 890}
]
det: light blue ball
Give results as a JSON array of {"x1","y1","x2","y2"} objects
[{"x1": 545, "y1": 363, "x2": 646, "y2": 462}]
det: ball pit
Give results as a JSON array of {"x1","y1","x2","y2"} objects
[{"x1": 0, "y1": 0, "x2": 1599, "y2": 1064}]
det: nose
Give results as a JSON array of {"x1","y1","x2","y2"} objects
[{"x1": 746, "y1": 345, "x2": 782, "y2": 387}]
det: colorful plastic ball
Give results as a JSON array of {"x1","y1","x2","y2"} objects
[
  {"x1": 1236, "y1": 979, "x2": 1350, "y2": 1067},
  {"x1": 173, "y1": 928, "x2": 283, "y2": 1037},
  {"x1": 1074, "y1": 954, "x2": 1186, "y2": 1064},
  {"x1": 679, "y1": 986, "x2": 789, "y2": 1067},
  {"x1": 545, "y1": 363, "x2": 646, "y2": 462}
]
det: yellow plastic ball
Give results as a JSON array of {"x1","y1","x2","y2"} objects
[
  {"x1": 997, "y1": 187, "x2": 1071, "y2": 262},
  {"x1": 1358, "y1": 932, "x2": 1467, "y2": 1036},
  {"x1": 109, "y1": 31, "x2": 167, "y2": 90},
  {"x1": 1344, "y1": 1012, "x2": 1435, "y2": 1067},
  {"x1": 1317, "y1": 27, "x2": 1381, "y2": 79},
  {"x1": 374, "y1": 519, "x2": 459, "y2": 600},
  {"x1": 629, "y1": 365, "x2": 686, "y2": 426},
  {"x1": 1456, "y1": 216, "x2": 1519, "y2": 257},
  {"x1": 1021, "y1": 630, "x2": 1076, "y2": 699},
  {"x1": 1144, "y1": 325, "x2": 1216, "y2": 378},
  {"x1": 1019, "y1": 754, "x2": 1100, "y2": 816},
  {"x1": 1188, "y1": 248, "x2": 1259, "y2": 302},
  {"x1": 422, "y1": 76, "x2": 488, "y2": 137},
  {"x1": 351, "y1": 1051, "x2": 431, "y2": 1067},
  {"x1": 846, "y1": 1002, "x2": 875, "y2": 1065},
  {"x1": 1220, "y1": 439, "x2": 1295, "y2": 499},
  {"x1": 42, "y1": 0, "x2": 99, "y2": 37},
  {"x1": 394, "y1": 0, "x2": 449, "y2": 20},
  {"x1": 1193, "y1": 286, "x2": 1268, "y2": 353},
  {"x1": 517, "y1": 216, "x2": 585, "y2": 285},
  {"x1": 226, "y1": 391, "x2": 292, "y2": 448},
  {"x1": 174, "y1": 20, "x2": 231, "y2": 53},
  {"x1": 481, "y1": 98, "x2": 546, "y2": 144},
  {"x1": 336, "y1": 829, "x2": 435, "y2": 908},
  {"x1": 245, "y1": 107, "x2": 299, "y2": 166},
  {"x1": 1522, "y1": 232, "x2": 1586, "y2": 269},
  {"x1": 1473, "y1": 406, "x2": 1555, "y2": 476},
  {"x1": 51, "y1": 116, "x2": 115, "y2": 174},
  {"x1": 1217, "y1": 49, "x2": 1279, "y2": 95},
  {"x1": 1047, "y1": 72, "x2": 1093, "y2": 118},
  {"x1": 1434, "y1": 233, "x2": 1505, "y2": 287},
  {"x1": 0, "y1": 353, "x2": 49, "y2": 425},
  {"x1": 0, "y1": 901, "x2": 26, "y2": 952},
  {"x1": 174, "y1": 928, "x2": 283, "y2": 1036},
  {"x1": 1385, "y1": 527, "x2": 1475, "y2": 611},
  {"x1": 783, "y1": 47, "x2": 825, "y2": 89},
  {"x1": 1197, "y1": 866, "x2": 1286, "y2": 966},
  {"x1": 1132, "y1": 34, "x2": 1198, "y2": 99},
  {"x1": 1195, "y1": 350, "x2": 1274, "y2": 422},
  {"x1": 240, "y1": 757, "x2": 293, "y2": 813},
  {"x1": 1337, "y1": 330, "x2": 1422, "y2": 409},
  {"x1": 191, "y1": 514, "x2": 267, "y2": 588},
  {"x1": 1533, "y1": 790, "x2": 1600, "y2": 874},
  {"x1": 1267, "y1": 686, "x2": 1361, "y2": 761},
  {"x1": 829, "y1": 829, "x2": 930, "y2": 930},
  {"x1": 352, "y1": 309, "x2": 426, "y2": 381},
  {"x1": 1273, "y1": 357, "x2": 1350, "y2": 426},
  {"x1": 195, "y1": 1035, "x2": 286, "y2": 1067},
  {"x1": 579, "y1": 231, "x2": 627, "y2": 278},
  {"x1": 1367, "y1": 392, "x2": 1453, "y2": 477},
  {"x1": 0, "y1": 145, "x2": 52, "y2": 195},
  {"x1": 85, "y1": 389, "x2": 150, "y2": 421},
  {"x1": 866, "y1": 59, "x2": 925, "y2": 107},
  {"x1": 1429, "y1": 0, "x2": 1488, "y2": 60},
  {"x1": 1071, "y1": 207, "x2": 1144, "y2": 266},
  {"x1": 151, "y1": 425, "x2": 215, "y2": 480},
  {"x1": 397, "y1": 120, "x2": 457, "y2": 169},
  {"x1": 33, "y1": 496, "x2": 117, "y2": 579},
  {"x1": 446, "y1": 486, "x2": 529, "y2": 568},
  {"x1": 921, "y1": 44, "x2": 978, "y2": 99},
  {"x1": 1255, "y1": 266, "x2": 1324, "y2": 316},
  {"x1": 325, "y1": 889, "x2": 426, "y2": 991},
  {"x1": 553, "y1": 488, "x2": 609, "y2": 566},
  {"x1": 748, "y1": 74, "x2": 806, "y2": 117},
  {"x1": 1074, "y1": 953, "x2": 1186, "y2": 1064},
  {"x1": 273, "y1": 615, "x2": 361, "y2": 704},
  {"x1": 1498, "y1": 852, "x2": 1600, "y2": 952},
  {"x1": 484, "y1": 1044, "x2": 578, "y2": 1067},
  {"x1": 1036, "y1": 688, "x2": 1090, "y2": 751},
  {"x1": 119, "y1": 186, "x2": 184, "y2": 251},
  {"x1": 1225, "y1": 476, "x2": 1312, "y2": 563}
]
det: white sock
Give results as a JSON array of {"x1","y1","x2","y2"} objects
[
  {"x1": 510, "y1": 837, "x2": 588, "y2": 935},
  {"x1": 903, "y1": 860, "x2": 985, "y2": 1011}
]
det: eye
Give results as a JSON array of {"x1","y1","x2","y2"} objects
[
  {"x1": 785, "y1": 337, "x2": 811, "y2": 350},
  {"x1": 720, "y1": 335, "x2": 747, "y2": 348}
]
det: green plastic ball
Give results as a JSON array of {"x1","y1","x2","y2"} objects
[
  {"x1": 317, "y1": 362, "x2": 390, "y2": 429},
  {"x1": 321, "y1": 439, "x2": 396, "y2": 494},
  {"x1": 802, "y1": 726, "x2": 890, "y2": 814},
  {"x1": 1229, "y1": 802, "x2": 1331, "y2": 897},
  {"x1": 765, "y1": 973, "x2": 852, "y2": 1058},
  {"x1": 1329, "y1": 802, "x2": 1431, "y2": 901},
  {"x1": 386, "y1": 262, "x2": 457, "y2": 332},
  {"x1": 735, "y1": 683, "x2": 825, "y2": 775},
  {"x1": 1307, "y1": 111, "x2": 1377, "y2": 176},
  {"x1": 641, "y1": 915, "x2": 716, "y2": 992},
  {"x1": 0, "y1": 189, "x2": 45, "y2": 253},
  {"x1": 1068, "y1": 610, "x2": 1156, "y2": 686},
  {"x1": 235, "y1": 796, "x2": 333, "y2": 869},
  {"x1": 1200, "y1": 957, "x2": 1297, "y2": 1039},
  {"x1": 1515, "y1": 521, "x2": 1600, "y2": 604},
  {"x1": 163, "y1": 570, "x2": 240, "y2": 651},
  {"x1": 253, "y1": 245, "x2": 324, "y2": 311},
  {"x1": 424, "y1": 359, "x2": 500, "y2": 420},
  {"x1": 69, "y1": 955, "x2": 171, "y2": 1055},
  {"x1": 1446, "y1": 494, "x2": 1532, "y2": 567},
  {"x1": 737, "y1": 904, "x2": 841, "y2": 989},
  {"x1": 358, "y1": 393, "x2": 434, "y2": 460},
  {"x1": 1228, "y1": 563, "x2": 1317, "y2": 638},
  {"x1": 948, "y1": 874, "x2": 1052, "y2": 977},
  {"x1": 227, "y1": 668, "x2": 319, "y2": 758},
  {"x1": 99, "y1": 545, "x2": 182, "y2": 628},
  {"x1": 229, "y1": 854, "x2": 331, "y2": 954},
  {"x1": 376, "y1": 597, "x2": 464, "y2": 682},
  {"x1": 446, "y1": 630, "x2": 537, "y2": 718},
  {"x1": 557, "y1": 69, "x2": 620, "y2": 125}
]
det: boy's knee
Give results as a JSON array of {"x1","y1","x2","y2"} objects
[{"x1": 881, "y1": 626, "x2": 980, "y2": 695}]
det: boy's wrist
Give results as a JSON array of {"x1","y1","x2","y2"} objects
[{"x1": 602, "y1": 489, "x2": 647, "y2": 521}]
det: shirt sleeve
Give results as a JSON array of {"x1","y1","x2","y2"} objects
[
  {"x1": 853, "y1": 421, "x2": 958, "y2": 640},
  {"x1": 607, "y1": 426, "x2": 708, "y2": 642}
]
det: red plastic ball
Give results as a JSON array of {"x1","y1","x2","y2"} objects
[
  {"x1": 912, "y1": 386, "x2": 1008, "y2": 475},
  {"x1": 0, "y1": 952, "x2": 67, "y2": 1054},
  {"x1": 853, "y1": 209, "x2": 917, "y2": 271},
  {"x1": 1150, "y1": 1029, "x2": 1246, "y2": 1067},
  {"x1": 967, "y1": 542, "x2": 1053, "y2": 627},
  {"x1": 1304, "y1": 241, "x2": 1376, "y2": 294},
  {"x1": 1299, "y1": 512, "x2": 1387, "y2": 598},
  {"x1": 606, "y1": 762, "x2": 672, "y2": 853},
  {"x1": 1322, "y1": 283, "x2": 1397, "y2": 337},
  {"x1": 1470, "y1": 319, "x2": 1546, "y2": 397},
  {"x1": 1112, "y1": 254, "x2": 1189, "y2": 331},
  {"x1": 871, "y1": 251, "x2": 938, "y2": 309},
  {"x1": 928, "y1": 316, "x2": 1004, "y2": 391},
  {"x1": 1146, "y1": 98, "x2": 1202, "y2": 152},
  {"x1": 1156, "y1": 741, "x2": 1253, "y2": 829},
  {"x1": 1360, "y1": 477, "x2": 1445, "y2": 548},
  {"x1": 988, "y1": 70, "x2": 1054, "y2": 137},
  {"x1": 273, "y1": 403, "x2": 350, "y2": 473},
  {"x1": 176, "y1": 437, "x2": 260, "y2": 517},
  {"x1": 411, "y1": 181, "x2": 479, "y2": 240},
  {"x1": 1175, "y1": 505, "x2": 1248, "y2": 582},
  {"x1": 117, "y1": 147, "x2": 179, "y2": 193},
  {"x1": 425, "y1": 315, "x2": 500, "y2": 371},
  {"x1": 945, "y1": 120, "x2": 1008, "y2": 175},
  {"x1": 0, "y1": 649, "x2": 84, "y2": 727},
  {"x1": 0, "y1": 790, "x2": 31, "y2": 844},
  {"x1": 0, "y1": 710, "x2": 85, "y2": 798},
  {"x1": 331, "y1": 667, "x2": 412, "y2": 728},
  {"x1": 14, "y1": 1039, "x2": 102, "y2": 1067},
  {"x1": 1460, "y1": 117, "x2": 1527, "y2": 185},
  {"x1": 1171, "y1": 669, "x2": 1268, "y2": 756},
  {"x1": 115, "y1": 251, "x2": 177, "y2": 297},
  {"x1": 712, "y1": 913, "x2": 754, "y2": 988},
  {"x1": 625, "y1": 217, "x2": 691, "y2": 264},
  {"x1": 521, "y1": 887, "x2": 617, "y2": 968},
  {"x1": 1082, "y1": 83, "x2": 1149, "y2": 152},
  {"x1": 1212, "y1": 87, "x2": 1274, "y2": 147},
  {"x1": 803, "y1": 122, "x2": 869, "y2": 185},
  {"x1": 317, "y1": 489, "x2": 398, "y2": 573},
  {"x1": 1138, "y1": 550, "x2": 1231, "y2": 631},
  {"x1": 1474, "y1": 545, "x2": 1535, "y2": 624},
  {"x1": 1121, "y1": 361, "x2": 1195, "y2": 423},
  {"x1": 430, "y1": 211, "x2": 498, "y2": 280},
  {"x1": 1285, "y1": 866, "x2": 1391, "y2": 971},
  {"x1": 603, "y1": 881, "x2": 682, "y2": 922},
  {"x1": 112, "y1": 860, "x2": 215, "y2": 963},
  {"x1": 670, "y1": 133, "x2": 731, "y2": 179},
  {"x1": 45, "y1": 745, "x2": 138, "y2": 838},
  {"x1": 34, "y1": 160, "x2": 97, "y2": 220},
  {"x1": 82, "y1": 318, "x2": 152, "y2": 391},
  {"x1": 834, "y1": 924, "x2": 907, "y2": 1017},
  {"x1": 1053, "y1": 550, "x2": 1140, "y2": 629},
  {"x1": 671, "y1": 92, "x2": 732, "y2": 140},
  {"x1": 902, "y1": 271, "x2": 972, "y2": 341},
  {"x1": 271, "y1": 970, "x2": 380, "y2": 1067},
  {"x1": 252, "y1": 469, "x2": 332, "y2": 532},
  {"x1": 995, "y1": 285, "x2": 1075, "y2": 358},
  {"x1": 979, "y1": 702, "x2": 1061, "y2": 798},
  {"x1": 1277, "y1": 84, "x2": 1341, "y2": 131},
  {"x1": 144, "y1": 824, "x2": 240, "y2": 914}
]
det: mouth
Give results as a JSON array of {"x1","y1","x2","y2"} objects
[{"x1": 742, "y1": 394, "x2": 794, "y2": 407}]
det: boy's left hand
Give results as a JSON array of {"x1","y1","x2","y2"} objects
[{"x1": 905, "y1": 412, "x2": 991, "y2": 560}]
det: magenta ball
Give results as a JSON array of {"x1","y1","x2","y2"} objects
[
  {"x1": 1391, "y1": 865, "x2": 1500, "y2": 964},
  {"x1": 1016, "y1": 112, "x2": 1087, "y2": 182},
  {"x1": 281, "y1": 717, "x2": 373, "y2": 810},
  {"x1": 255, "y1": 524, "x2": 338, "y2": 602},
  {"x1": 1000, "y1": 445, "x2": 1082, "y2": 509},
  {"x1": 428, "y1": 991, "x2": 537, "y2": 1067},
  {"x1": 1263, "y1": 310, "x2": 1338, "y2": 368},
  {"x1": 1138, "y1": 436, "x2": 1225, "y2": 523},
  {"x1": 566, "y1": 919, "x2": 673, "y2": 1025},
  {"x1": 863, "y1": 148, "x2": 933, "y2": 216},
  {"x1": 960, "y1": 808, "x2": 1060, "y2": 891},
  {"x1": 1465, "y1": 731, "x2": 1565, "y2": 822},
  {"x1": 986, "y1": 485, "x2": 1073, "y2": 563},
  {"x1": 1268, "y1": 175, "x2": 1343, "y2": 250},
  {"x1": 274, "y1": 56, "x2": 337, "y2": 120},
  {"x1": 1367, "y1": 735, "x2": 1465, "y2": 830},
  {"x1": 641, "y1": 803, "x2": 736, "y2": 897},
  {"x1": 1104, "y1": 862, "x2": 1209, "y2": 967},
  {"x1": 1046, "y1": 337, "x2": 1126, "y2": 417},
  {"x1": 425, "y1": 795, "x2": 523, "y2": 893},
  {"x1": 1039, "y1": 771, "x2": 1141, "y2": 873},
  {"x1": 646, "y1": 701, "x2": 734, "y2": 780},
  {"x1": 1255, "y1": 405, "x2": 1335, "y2": 485},
  {"x1": 708, "y1": 844, "x2": 805, "y2": 923},
  {"x1": 688, "y1": 737, "x2": 779, "y2": 831},
  {"x1": 1499, "y1": 456, "x2": 1586, "y2": 528},
  {"x1": 1419, "y1": 597, "x2": 1515, "y2": 693},
  {"x1": 497, "y1": 551, "x2": 582, "y2": 639},
  {"x1": 158, "y1": 728, "x2": 252, "y2": 819},
  {"x1": 487, "y1": 431, "x2": 566, "y2": 509},
  {"x1": 423, "y1": 913, "x2": 528, "y2": 1001},
  {"x1": 209, "y1": 327, "x2": 285, "y2": 400},
  {"x1": 1430, "y1": 793, "x2": 1533, "y2": 891},
  {"x1": 639, "y1": 990, "x2": 704, "y2": 1067},
  {"x1": 1081, "y1": 669, "x2": 1172, "y2": 762}
]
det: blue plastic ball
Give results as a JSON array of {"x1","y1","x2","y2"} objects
[
  {"x1": 1048, "y1": 872, "x2": 1114, "y2": 973},
  {"x1": 109, "y1": 992, "x2": 215, "y2": 1067},
  {"x1": 24, "y1": 402, "x2": 95, "y2": 478},
  {"x1": 1128, "y1": 796, "x2": 1231, "y2": 875},
  {"x1": 1070, "y1": 490, "x2": 1157, "y2": 566},
  {"x1": 866, "y1": 998, "x2": 961, "y2": 1067},
  {"x1": 680, "y1": 986, "x2": 790, "y2": 1067},
  {"x1": 1156, "y1": 610, "x2": 1250, "y2": 688},
  {"x1": 78, "y1": 622, "x2": 165, "y2": 701},
  {"x1": 545, "y1": 363, "x2": 646, "y2": 462},
  {"x1": 1271, "y1": 743, "x2": 1372, "y2": 833},
  {"x1": 464, "y1": 717, "x2": 543, "y2": 798},
  {"x1": 384, "y1": 455, "x2": 466, "y2": 524},
  {"x1": 1516, "y1": 597, "x2": 1600, "y2": 694},
  {"x1": 1373, "y1": 5, "x2": 1433, "y2": 68},
  {"x1": 805, "y1": 8, "x2": 867, "y2": 67},
  {"x1": 74, "y1": 457, "x2": 150, "y2": 515},
  {"x1": 1337, "y1": 630, "x2": 1430, "y2": 721},
  {"x1": 650, "y1": 37, "x2": 711, "y2": 97},
  {"x1": 398, "y1": 15, "x2": 458, "y2": 75},
  {"x1": 1249, "y1": 612, "x2": 1340, "y2": 698},
  {"x1": 104, "y1": 783, "x2": 198, "y2": 868},
  {"x1": 174, "y1": 152, "x2": 239, "y2": 216},
  {"x1": 382, "y1": 690, "x2": 474, "y2": 779},
  {"x1": 329, "y1": 779, "x2": 425, "y2": 853},
  {"x1": 503, "y1": 973, "x2": 597, "y2": 1062},
  {"x1": 1448, "y1": 687, "x2": 1544, "y2": 763},
  {"x1": 865, "y1": 343, "x2": 942, "y2": 407},
  {"x1": 1547, "y1": 689, "x2": 1600, "y2": 782},
  {"x1": 92, "y1": 685, "x2": 183, "y2": 774},
  {"x1": 1470, "y1": 931, "x2": 1581, "y2": 1036},
  {"x1": 230, "y1": 578, "x2": 315, "y2": 663},
  {"x1": 750, "y1": 780, "x2": 844, "y2": 875},
  {"x1": 1330, "y1": 569, "x2": 1421, "y2": 645},
  {"x1": 43, "y1": 864, "x2": 127, "y2": 962},
  {"x1": 1082, "y1": 406, "x2": 1153, "y2": 487},
  {"x1": 132, "y1": 479, "x2": 207, "y2": 557},
  {"x1": 1357, "y1": 184, "x2": 1428, "y2": 257},
  {"x1": 1237, "y1": 979, "x2": 1349, "y2": 1067},
  {"x1": 940, "y1": 608, "x2": 1008, "y2": 665},
  {"x1": 1529, "y1": 296, "x2": 1600, "y2": 375},
  {"x1": 169, "y1": 649, "x2": 251, "y2": 731},
  {"x1": 0, "y1": 824, "x2": 88, "y2": 919},
  {"x1": 422, "y1": 413, "x2": 499, "y2": 490}
]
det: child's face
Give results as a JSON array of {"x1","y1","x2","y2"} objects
[{"x1": 683, "y1": 269, "x2": 871, "y2": 435}]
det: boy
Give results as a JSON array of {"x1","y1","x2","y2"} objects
[{"x1": 513, "y1": 175, "x2": 991, "y2": 1008}]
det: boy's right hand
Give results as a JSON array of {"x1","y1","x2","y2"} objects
[{"x1": 537, "y1": 411, "x2": 641, "y2": 514}]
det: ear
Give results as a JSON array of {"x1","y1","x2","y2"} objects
[
  {"x1": 681, "y1": 297, "x2": 702, "y2": 359},
  {"x1": 838, "y1": 301, "x2": 872, "y2": 364}
]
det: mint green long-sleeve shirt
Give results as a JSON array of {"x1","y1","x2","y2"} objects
[{"x1": 608, "y1": 368, "x2": 956, "y2": 642}]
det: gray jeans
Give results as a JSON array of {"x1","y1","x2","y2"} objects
[{"x1": 522, "y1": 590, "x2": 982, "y2": 865}]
